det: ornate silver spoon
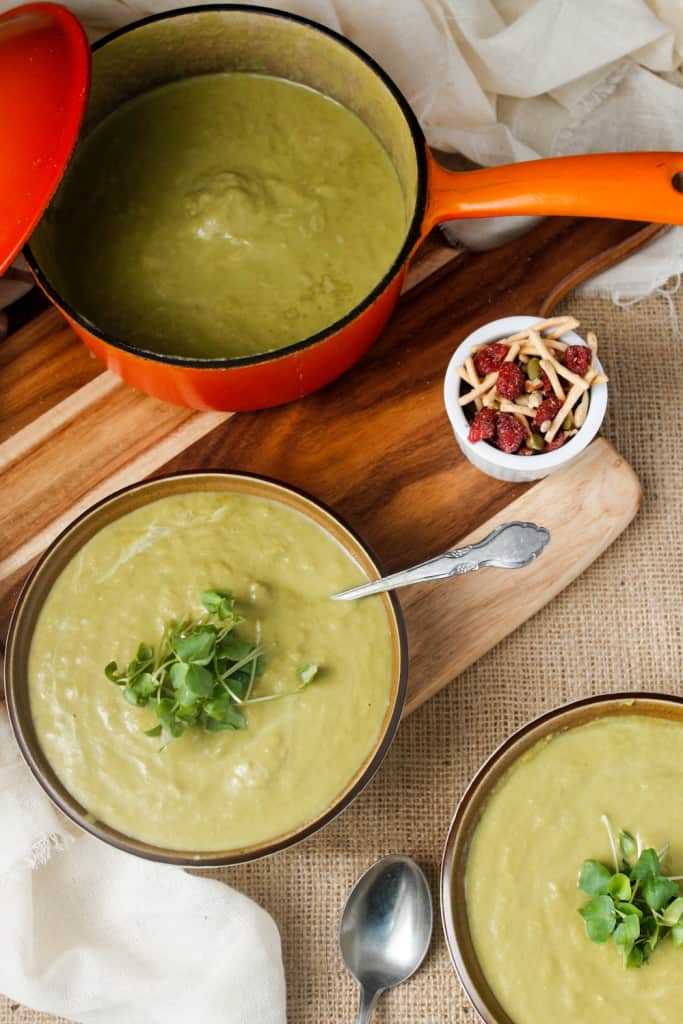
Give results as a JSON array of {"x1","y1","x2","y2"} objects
[{"x1": 331, "y1": 521, "x2": 550, "y2": 601}]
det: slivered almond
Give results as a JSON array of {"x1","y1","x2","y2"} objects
[
  {"x1": 574, "y1": 390, "x2": 590, "y2": 428},
  {"x1": 545, "y1": 317, "x2": 579, "y2": 338},
  {"x1": 514, "y1": 412, "x2": 533, "y2": 439},
  {"x1": 464, "y1": 356, "x2": 483, "y2": 410},
  {"x1": 539, "y1": 359, "x2": 565, "y2": 401},
  {"x1": 519, "y1": 339, "x2": 568, "y2": 355},
  {"x1": 527, "y1": 329, "x2": 554, "y2": 364},
  {"x1": 555, "y1": 361, "x2": 590, "y2": 391},
  {"x1": 465, "y1": 355, "x2": 480, "y2": 385},
  {"x1": 458, "y1": 372, "x2": 498, "y2": 406},
  {"x1": 545, "y1": 382, "x2": 585, "y2": 443},
  {"x1": 499, "y1": 401, "x2": 535, "y2": 418}
]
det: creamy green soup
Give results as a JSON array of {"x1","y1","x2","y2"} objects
[
  {"x1": 466, "y1": 715, "x2": 683, "y2": 1023},
  {"x1": 33, "y1": 72, "x2": 407, "y2": 359},
  {"x1": 28, "y1": 491, "x2": 394, "y2": 851}
]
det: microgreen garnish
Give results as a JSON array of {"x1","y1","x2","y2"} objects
[
  {"x1": 298, "y1": 663, "x2": 319, "y2": 688},
  {"x1": 578, "y1": 817, "x2": 683, "y2": 967},
  {"x1": 104, "y1": 589, "x2": 320, "y2": 744}
]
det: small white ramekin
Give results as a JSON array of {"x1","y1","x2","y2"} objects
[{"x1": 443, "y1": 316, "x2": 608, "y2": 484}]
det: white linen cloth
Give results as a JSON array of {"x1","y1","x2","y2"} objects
[
  {"x1": 2, "y1": 0, "x2": 683, "y2": 337},
  {"x1": 0, "y1": 709, "x2": 287, "y2": 1023}
]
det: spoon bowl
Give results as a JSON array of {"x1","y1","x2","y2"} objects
[{"x1": 339, "y1": 855, "x2": 433, "y2": 1022}]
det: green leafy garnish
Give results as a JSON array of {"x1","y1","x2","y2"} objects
[
  {"x1": 580, "y1": 894, "x2": 616, "y2": 943},
  {"x1": 298, "y1": 663, "x2": 319, "y2": 688},
  {"x1": 104, "y1": 589, "x2": 321, "y2": 744},
  {"x1": 578, "y1": 859, "x2": 612, "y2": 897},
  {"x1": 620, "y1": 829, "x2": 639, "y2": 862},
  {"x1": 578, "y1": 817, "x2": 683, "y2": 967}
]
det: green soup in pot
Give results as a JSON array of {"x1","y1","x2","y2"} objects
[{"x1": 32, "y1": 72, "x2": 408, "y2": 360}]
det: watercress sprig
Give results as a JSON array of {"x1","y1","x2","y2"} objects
[
  {"x1": 578, "y1": 816, "x2": 683, "y2": 967},
  {"x1": 105, "y1": 589, "x2": 319, "y2": 744}
]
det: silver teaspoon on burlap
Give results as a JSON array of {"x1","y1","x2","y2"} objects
[
  {"x1": 339, "y1": 855, "x2": 433, "y2": 1024},
  {"x1": 331, "y1": 521, "x2": 550, "y2": 600}
]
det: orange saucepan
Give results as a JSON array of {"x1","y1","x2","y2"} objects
[{"x1": 9, "y1": 4, "x2": 683, "y2": 410}]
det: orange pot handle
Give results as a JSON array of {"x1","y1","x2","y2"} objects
[{"x1": 422, "y1": 149, "x2": 683, "y2": 236}]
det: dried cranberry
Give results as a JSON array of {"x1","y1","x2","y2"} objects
[
  {"x1": 468, "y1": 407, "x2": 497, "y2": 444},
  {"x1": 473, "y1": 343, "x2": 508, "y2": 376},
  {"x1": 540, "y1": 369, "x2": 553, "y2": 393},
  {"x1": 564, "y1": 345, "x2": 591, "y2": 375},
  {"x1": 495, "y1": 413, "x2": 526, "y2": 454},
  {"x1": 534, "y1": 395, "x2": 562, "y2": 431},
  {"x1": 545, "y1": 432, "x2": 567, "y2": 451},
  {"x1": 496, "y1": 362, "x2": 525, "y2": 400}
]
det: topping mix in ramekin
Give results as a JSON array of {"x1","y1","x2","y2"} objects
[{"x1": 456, "y1": 316, "x2": 608, "y2": 456}]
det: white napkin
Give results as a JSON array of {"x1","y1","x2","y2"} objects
[{"x1": 0, "y1": 708, "x2": 287, "y2": 1023}]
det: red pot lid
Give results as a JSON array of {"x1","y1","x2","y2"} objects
[{"x1": 0, "y1": 2, "x2": 90, "y2": 275}]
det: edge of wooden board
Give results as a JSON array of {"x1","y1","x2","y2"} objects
[
  {"x1": 0, "y1": 237, "x2": 465, "y2": 583},
  {"x1": 537, "y1": 222, "x2": 667, "y2": 315},
  {"x1": 401, "y1": 436, "x2": 641, "y2": 715}
]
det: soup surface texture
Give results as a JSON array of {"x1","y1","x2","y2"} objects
[
  {"x1": 28, "y1": 491, "x2": 394, "y2": 851},
  {"x1": 34, "y1": 72, "x2": 407, "y2": 359},
  {"x1": 466, "y1": 714, "x2": 683, "y2": 1024}
]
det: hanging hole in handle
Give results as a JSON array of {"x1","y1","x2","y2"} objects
[{"x1": 673, "y1": 172, "x2": 683, "y2": 194}]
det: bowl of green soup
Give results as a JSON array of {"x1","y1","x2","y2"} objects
[
  {"x1": 441, "y1": 693, "x2": 683, "y2": 1023},
  {"x1": 4, "y1": 472, "x2": 407, "y2": 865},
  {"x1": 17, "y1": 3, "x2": 683, "y2": 410}
]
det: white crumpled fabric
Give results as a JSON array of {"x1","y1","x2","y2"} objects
[
  {"x1": 0, "y1": 709, "x2": 287, "y2": 1023},
  {"x1": 1, "y1": 0, "x2": 682, "y2": 335}
]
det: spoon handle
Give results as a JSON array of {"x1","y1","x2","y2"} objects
[
  {"x1": 356, "y1": 986, "x2": 380, "y2": 1024},
  {"x1": 331, "y1": 521, "x2": 550, "y2": 601}
]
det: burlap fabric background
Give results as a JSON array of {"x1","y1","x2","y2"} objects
[{"x1": 2, "y1": 287, "x2": 681, "y2": 1024}]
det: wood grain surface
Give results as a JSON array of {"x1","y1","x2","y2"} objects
[
  {"x1": 401, "y1": 437, "x2": 639, "y2": 713},
  {"x1": 0, "y1": 216, "x2": 658, "y2": 704}
]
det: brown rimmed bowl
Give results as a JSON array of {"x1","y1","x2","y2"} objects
[
  {"x1": 440, "y1": 692, "x2": 683, "y2": 1023},
  {"x1": 4, "y1": 471, "x2": 408, "y2": 866}
]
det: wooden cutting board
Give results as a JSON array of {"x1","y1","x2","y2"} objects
[{"x1": 0, "y1": 217, "x2": 659, "y2": 707}]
